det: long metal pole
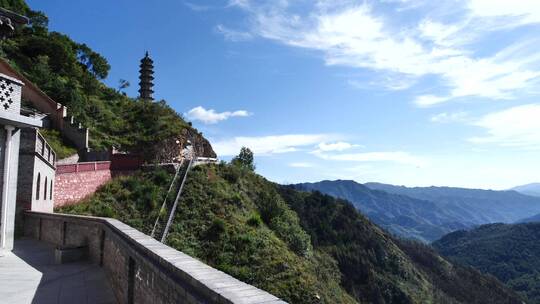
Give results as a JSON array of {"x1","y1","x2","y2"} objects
[
  {"x1": 1, "y1": 126, "x2": 14, "y2": 250},
  {"x1": 161, "y1": 156, "x2": 194, "y2": 243},
  {"x1": 150, "y1": 160, "x2": 182, "y2": 238}
]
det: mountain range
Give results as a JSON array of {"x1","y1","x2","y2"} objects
[
  {"x1": 433, "y1": 222, "x2": 540, "y2": 303},
  {"x1": 58, "y1": 165, "x2": 524, "y2": 304},
  {"x1": 512, "y1": 183, "x2": 540, "y2": 197},
  {"x1": 295, "y1": 180, "x2": 540, "y2": 242}
]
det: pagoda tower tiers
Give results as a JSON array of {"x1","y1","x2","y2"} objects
[{"x1": 138, "y1": 51, "x2": 154, "y2": 100}]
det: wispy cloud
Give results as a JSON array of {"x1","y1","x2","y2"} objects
[
  {"x1": 184, "y1": 2, "x2": 215, "y2": 12},
  {"x1": 312, "y1": 150, "x2": 425, "y2": 166},
  {"x1": 316, "y1": 141, "x2": 359, "y2": 152},
  {"x1": 185, "y1": 106, "x2": 251, "y2": 124},
  {"x1": 431, "y1": 111, "x2": 468, "y2": 123},
  {"x1": 289, "y1": 162, "x2": 315, "y2": 168},
  {"x1": 212, "y1": 134, "x2": 333, "y2": 156},
  {"x1": 469, "y1": 104, "x2": 540, "y2": 148},
  {"x1": 216, "y1": 25, "x2": 253, "y2": 41},
  {"x1": 467, "y1": 0, "x2": 540, "y2": 26},
  {"x1": 220, "y1": 1, "x2": 540, "y2": 106}
]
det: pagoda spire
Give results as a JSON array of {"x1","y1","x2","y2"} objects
[{"x1": 138, "y1": 51, "x2": 154, "y2": 100}]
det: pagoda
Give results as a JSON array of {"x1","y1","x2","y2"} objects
[{"x1": 138, "y1": 51, "x2": 154, "y2": 100}]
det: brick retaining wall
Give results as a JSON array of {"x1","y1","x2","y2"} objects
[
  {"x1": 54, "y1": 169, "x2": 113, "y2": 207},
  {"x1": 55, "y1": 158, "x2": 142, "y2": 208},
  {"x1": 24, "y1": 211, "x2": 286, "y2": 304}
]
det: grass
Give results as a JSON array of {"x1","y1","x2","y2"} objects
[{"x1": 39, "y1": 129, "x2": 78, "y2": 160}]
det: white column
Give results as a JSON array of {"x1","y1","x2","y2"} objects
[{"x1": 1, "y1": 125, "x2": 14, "y2": 250}]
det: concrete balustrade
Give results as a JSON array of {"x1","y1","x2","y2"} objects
[{"x1": 23, "y1": 211, "x2": 287, "y2": 304}]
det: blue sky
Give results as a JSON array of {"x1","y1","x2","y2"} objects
[{"x1": 28, "y1": 0, "x2": 540, "y2": 190}]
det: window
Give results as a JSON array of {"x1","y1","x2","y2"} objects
[
  {"x1": 44, "y1": 177, "x2": 48, "y2": 200},
  {"x1": 36, "y1": 173, "x2": 40, "y2": 200},
  {"x1": 50, "y1": 179, "x2": 53, "y2": 200}
]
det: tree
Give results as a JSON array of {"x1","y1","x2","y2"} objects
[
  {"x1": 118, "y1": 79, "x2": 130, "y2": 93},
  {"x1": 232, "y1": 147, "x2": 255, "y2": 171}
]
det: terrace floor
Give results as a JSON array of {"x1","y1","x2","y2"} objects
[{"x1": 0, "y1": 238, "x2": 116, "y2": 304}]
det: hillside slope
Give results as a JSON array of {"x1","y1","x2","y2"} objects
[
  {"x1": 433, "y1": 223, "x2": 540, "y2": 303},
  {"x1": 295, "y1": 180, "x2": 471, "y2": 242},
  {"x1": 366, "y1": 182, "x2": 540, "y2": 225},
  {"x1": 0, "y1": 0, "x2": 215, "y2": 160},
  {"x1": 59, "y1": 165, "x2": 523, "y2": 304}
]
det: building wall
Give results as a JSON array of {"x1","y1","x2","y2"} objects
[
  {"x1": 0, "y1": 129, "x2": 21, "y2": 250},
  {"x1": 17, "y1": 129, "x2": 56, "y2": 213},
  {"x1": 62, "y1": 116, "x2": 89, "y2": 151}
]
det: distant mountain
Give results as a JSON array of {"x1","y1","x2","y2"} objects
[
  {"x1": 512, "y1": 183, "x2": 540, "y2": 197},
  {"x1": 294, "y1": 180, "x2": 472, "y2": 242},
  {"x1": 516, "y1": 213, "x2": 540, "y2": 223},
  {"x1": 433, "y1": 223, "x2": 540, "y2": 303},
  {"x1": 365, "y1": 182, "x2": 540, "y2": 225}
]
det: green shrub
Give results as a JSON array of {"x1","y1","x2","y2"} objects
[{"x1": 247, "y1": 213, "x2": 262, "y2": 227}]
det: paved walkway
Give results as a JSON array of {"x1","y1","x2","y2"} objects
[{"x1": 0, "y1": 239, "x2": 116, "y2": 304}]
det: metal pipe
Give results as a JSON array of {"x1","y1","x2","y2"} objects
[
  {"x1": 150, "y1": 160, "x2": 183, "y2": 238},
  {"x1": 1, "y1": 126, "x2": 14, "y2": 249},
  {"x1": 161, "y1": 156, "x2": 194, "y2": 244}
]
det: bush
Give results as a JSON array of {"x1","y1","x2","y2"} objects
[{"x1": 247, "y1": 213, "x2": 262, "y2": 227}]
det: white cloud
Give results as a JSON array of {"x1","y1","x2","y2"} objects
[
  {"x1": 467, "y1": 0, "x2": 540, "y2": 26},
  {"x1": 213, "y1": 134, "x2": 332, "y2": 156},
  {"x1": 222, "y1": 1, "x2": 540, "y2": 105},
  {"x1": 312, "y1": 150, "x2": 425, "y2": 166},
  {"x1": 289, "y1": 162, "x2": 315, "y2": 168},
  {"x1": 185, "y1": 106, "x2": 251, "y2": 124},
  {"x1": 469, "y1": 104, "x2": 540, "y2": 148},
  {"x1": 431, "y1": 111, "x2": 468, "y2": 123},
  {"x1": 414, "y1": 95, "x2": 450, "y2": 107},
  {"x1": 317, "y1": 141, "x2": 358, "y2": 152},
  {"x1": 216, "y1": 25, "x2": 253, "y2": 41}
]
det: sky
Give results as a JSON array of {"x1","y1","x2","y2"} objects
[{"x1": 27, "y1": 0, "x2": 540, "y2": 190}]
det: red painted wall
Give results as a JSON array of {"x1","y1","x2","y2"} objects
[
  {"x1": 54, "y1": 158, "x2": 142, "y2": 208},
  {"x1": 54, "y1": 169, "x2": 112, "y2": 207}
]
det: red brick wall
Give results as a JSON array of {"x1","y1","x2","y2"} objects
[
  {"x1": 54, "y1": 169, "x2": 113, "y2": 207},
  {"x1": 54, "y1": 159, "x2": 140, "y2": 208}
]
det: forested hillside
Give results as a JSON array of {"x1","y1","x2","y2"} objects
[
  {"x1": 59, "y1": 163, "x2": 523, "y2": 304},
  {"x1": 434, "y1": 223, "x2": 540, "y2": 303},
  {"x1": 295, "y1": 180, "x2": 471, "y2": 242},
  {"x1": 0, "y1": 0, "x2": 215, "y2": 160}
]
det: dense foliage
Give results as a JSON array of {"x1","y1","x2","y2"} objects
[
  {"x1": 434, "y1": 223, "x2": 540, "y2": 303},
  {"x1": 0, "y1": 0, "x2": 213, "y2": 159},
  {"x1": 59, "y1": 165, "x2": 523, "y2": 304}
]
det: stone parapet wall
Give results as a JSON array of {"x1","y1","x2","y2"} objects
[{"x1": 24, "y1": 211, "x2": 287, "y2": 304}]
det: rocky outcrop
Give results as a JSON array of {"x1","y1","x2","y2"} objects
[{"x1": 182, "y1": 127, "x2": 216, "y2": 158}]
